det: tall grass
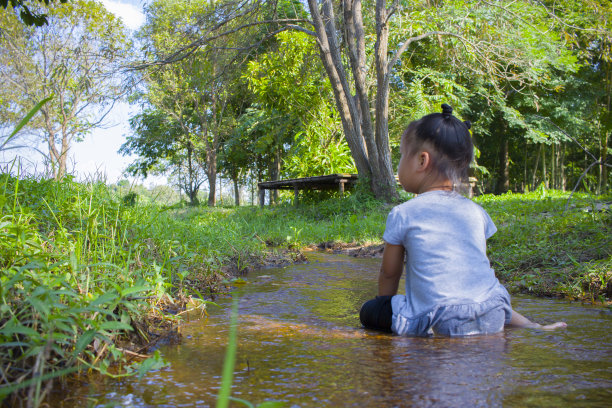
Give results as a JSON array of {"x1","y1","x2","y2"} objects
[
  {"x1": 215, "y1": 297, "x2": 284, "y2": 408},
  {"x1": 475, "y1": 189, "x2": 611, "y2": 300},
  {"x1": 0, "y1": 175, "x2": 237, "y2": 407},
  {"x1": 1, "y1": 175, "x2": 609, "y2": 407}
]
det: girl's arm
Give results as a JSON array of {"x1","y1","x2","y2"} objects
[
  {"x1": 378, "y1": 243, "x2": 405, "y2": 296},
  {"x1": 507, "y1": 309, "x2": 567, "y2": 330}
]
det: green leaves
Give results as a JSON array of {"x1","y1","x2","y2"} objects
[
  {"x1": 0, "y1": 96, "x2": 53, "y2": 151},
  {"x1": 0, "y1": 176, "x2": 171, "y2": 404},
  {"x1": 73, "y1": 329, "x2": 96, "y2": 356},
  {"x1": 120, "y1": 285, "x2": 154, "y2": 298}
]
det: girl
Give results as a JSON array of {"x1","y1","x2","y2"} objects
[{"x1": 360, "y1": 104, "x2": 566, "y2": 336}]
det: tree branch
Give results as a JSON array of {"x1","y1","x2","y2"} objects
[
  {"x1": 386, "y1": 0, "x2": 400, "y2": 22},
  {"x1": 130, "y1": 19, "x2": 313, "y2": 69},
  {"x1": 563, "y1": 160, "x2": 611, "y2": 214}
]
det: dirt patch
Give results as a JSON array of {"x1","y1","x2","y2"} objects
[
  {"x1": 262, "y1": 248, "x2": 308, "y2": 266},
  {"x1": 119, "y1": 313, "x2": 183, "y2": 357},
  {"x1": 313, "y1": 241, "x2": 385, "y2": 258}
]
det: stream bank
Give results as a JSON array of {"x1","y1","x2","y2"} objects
[{"x1": 48, "y1": 252, "x2": 612, "y2": 408}]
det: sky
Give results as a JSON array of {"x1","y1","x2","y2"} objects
[
  {"x1": 70, "y1": 0, "x2": 153, "y2": 184},
  {"x1": 3, "y1": 0, "x2": 162, "y2": 185}
]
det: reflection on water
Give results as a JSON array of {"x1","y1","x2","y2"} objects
[{"x1": 53, "y1": 253, "x2": 612, "y2": 407}]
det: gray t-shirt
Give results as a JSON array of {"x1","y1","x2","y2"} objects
[{"x1": 383, "y1": 190, "x2": 503, "y2": 320}]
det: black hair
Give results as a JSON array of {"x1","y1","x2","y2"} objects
[{"x1": 401, "y1": 103, "x2": 473, "y2": 187}]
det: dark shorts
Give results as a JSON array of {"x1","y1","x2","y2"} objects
[
  {"x1": 359, "y1": 296, "x2": 393, "y2": 333},
  {"x1": 360, "y1": 290, "x2": 512, "y2": 337}
]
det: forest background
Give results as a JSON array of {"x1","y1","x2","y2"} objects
[
  {"x1": 1, "y1": 0, "x2": 610, "y2": 203},
  {"x1": 0, "y1": 1, "x2": 611, "y2": 407}
]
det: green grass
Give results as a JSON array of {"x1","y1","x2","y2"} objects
[
  {"x1": 182, "y1": 187, "x2": 610, "y2": 302},
  {"x1": 0, "y1": 175, "x2": 222, "y2": 406},
  {"x1": 1, "y1": 175, "x2": 610, "y2": 407},
  {"x1": 475, "y1": 189, "x2": 611, "y2": 301}
]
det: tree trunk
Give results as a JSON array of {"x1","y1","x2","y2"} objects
[
  {"x1": 542, "y1": 144, "x2": 548, "y2": 189},
  {"x1": 373, "y1": 0, "x2": 399, "y2": 200},
  {"x1": 307, "y1": 0, "x2": 371, "y2": 177},
  {"x1": 44, "y1": 110, "x2": 64, "y2": 180},
  {"x1": 532, "y1": 144, "x2": 542, "y2": 188},
  {"x1": 523, "y1": 143, "x2": 528, "y2": 192},
  {"x1": 58, "y1": 130, "x2": 69, "y2": 180},
  {"x1": 602, "y1": 131, "x2": 609, "y2": 192},
  {"x1": 206, "y1": 128, "x2": 217, "y2": 207},
  {"x1": 269, "y1": 149, "x2": 281, "y2": 204},
  {"x1": 233, "y1": 176, "x2": 240, "y2": 206},
  {"x1": 307, "y1": 0, "x2": 398, "y2": 201},
  {"x1": 250, "y1": 173, "x2": 255, "y2": 205},
  {"x1": 600, "y1": 63, "x2": 610, "y2": 193},
  {"x1": 495, "y1": 135, "x2": 509, "y2": 194},
  {"x1": 561, "y1": 142, "x2": 566, "y2": 191},
  {"x1": 551, "y1": 143, "x2": 556, "y2": 190},
  {"x1": 186, "y1": 142, "x2": 200, "y2": 205},
  {"x1": 207, "y1": 162, "x2": 216, "y2": 207}
]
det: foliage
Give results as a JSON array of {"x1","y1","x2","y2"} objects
[
  {"x1": 243, "y1": 30, "x2": 355, "y2": 179},
  {"x1": 0, "y1": 0, "x2": 67, "y2": 26},
  {"x1": 121, "y1": 108, "x2": 206, "y2": 205},
  {"x1": 475, "y1": 189, "x2": 611, "y2": 299},
  {"x1": 0, "y1": 176, "x2": 157, "y2": 405},
  {"x1": 122, "y1": 0, "x2": 610, "y2": 199},
  {"x1": 0, "y1": 96, "x2": 52, "y2": 153},
  {"x1": 129, "y1": 0, "x2": 248, "y2": 206}
]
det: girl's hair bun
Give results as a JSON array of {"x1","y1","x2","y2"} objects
[
  {"x1": 464, "y1": 120, "x2": 472, "y2": 130},
  {"x1": 441, "y1": 103, "x2": 453, "y2": 118}
]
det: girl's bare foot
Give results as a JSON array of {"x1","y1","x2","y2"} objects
[
  {"x1": 539, "y1": 321, "x2": 567, "y2": 330},
  {"x1": 507, "y1": 309, "x2": 567, "y2": 330}
]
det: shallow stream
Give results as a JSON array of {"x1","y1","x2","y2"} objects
[{"x1": 56, "y1": 252, "x2": 611, "y2": 407}]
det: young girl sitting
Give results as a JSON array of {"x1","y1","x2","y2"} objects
[{"x1": 360, "y1": 104, "x2": 567, "y2": 336}]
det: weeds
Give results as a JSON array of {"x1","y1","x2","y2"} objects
[{"x1": 0, "y1": 175, "x2": 226, "y2": 407}]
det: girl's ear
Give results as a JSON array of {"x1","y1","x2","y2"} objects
[{"x1": 417, "y1": 151, "x2": 431, "y2": 172}]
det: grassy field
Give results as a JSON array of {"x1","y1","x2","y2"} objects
[{"x1": 1, "y1": 176, "x2": 610, "y2": 406}]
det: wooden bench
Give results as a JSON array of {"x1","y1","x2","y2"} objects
[
  {"x1": 257, "y1": 174, "x2": 359, "y2": 207},
  {"x1": 257, "y1": 175, "x2": 477, "y2": 207}
]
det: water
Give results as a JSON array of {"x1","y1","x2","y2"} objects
[{"x1": 54, "y1": 252, "x2": 612, "y2": 407}]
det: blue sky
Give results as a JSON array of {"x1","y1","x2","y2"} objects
[{"x1": 3, "y1": 0, "x2": 163, "y2": 185}]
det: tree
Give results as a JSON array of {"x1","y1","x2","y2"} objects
[
  {"x1": 120, "y1": 108, "x2": 205, "y2": 205},
  {"x1": 304, "y1": 0, "x2": 583, "y2": 199},
  {"x1": 0, "y1": 0, "x2": 131, "y2": 179},
  {"x1": 245, "y1": 30, "x2": 355, "y2": 180},
  {"x1": 157, "y1": 1, "x2": 578, "y2": 200},
  {"x1": 133, "y1": 0, "x2": 249, "y2": 206},
  {"x1": 459, "y1": 0, "x2": 610, "y2": 193},
  {"x1": 131, "y1": 1, "x2": 606, "y2": 197}
]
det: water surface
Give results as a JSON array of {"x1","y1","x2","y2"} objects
[{"x1": 55, "y1": 252, "x2": 612, "y2": 407}]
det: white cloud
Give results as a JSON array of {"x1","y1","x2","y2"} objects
[{"x1": 100, "y1": 0, "x2": 145, "y2": 30}]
